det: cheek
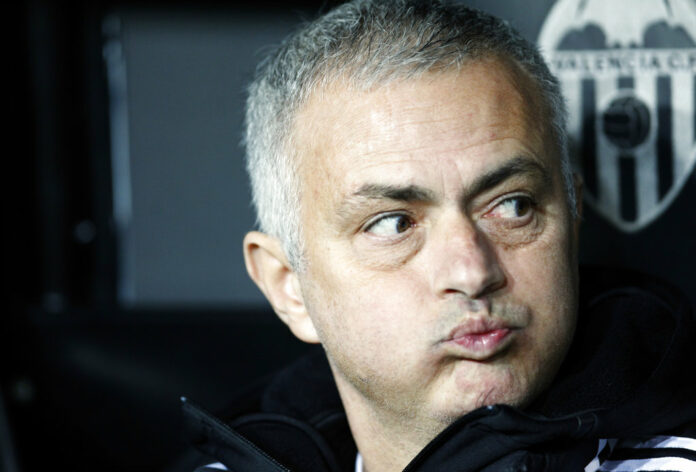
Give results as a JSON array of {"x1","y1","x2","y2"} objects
[
  {"x1": 306, "y1": 261, "x2": 429, "y2": 351},
  {"x1": 304, "y1": 268, "x2": 435, "y2": 395},
  {"x1": 351, "y1": 230, "x2": 425, "y2": 270},
  {"x1": 503, "y1": 211, "x2": 574, "y2": 284},
  {"x1": 501, "y1": 222, "x2": 577, "y2": 338}
]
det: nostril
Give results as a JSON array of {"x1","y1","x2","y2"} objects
[{"x1": 440, "y1": 262, "x2": 506, "y2": 300}]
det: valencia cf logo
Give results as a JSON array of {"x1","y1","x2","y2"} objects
[{"x1": 538, "y1": 0, "x2": 696, "y2": 232}]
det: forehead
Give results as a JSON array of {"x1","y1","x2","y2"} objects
[{"x1": 292, "y1": 58, "x2": 553, "y2": 204}]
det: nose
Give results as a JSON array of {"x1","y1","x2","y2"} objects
[{"x1": 428, "y1": 211, "x2": 506, "y2": 300}]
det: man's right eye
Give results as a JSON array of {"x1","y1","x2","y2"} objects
[{"x1": 365, "y1": 214, "x2": 413, "y2": 236}]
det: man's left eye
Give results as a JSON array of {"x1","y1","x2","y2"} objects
[
  {"x1": 365, "y1": 214, "x2": 413, "y2": 236},
  {"x1": 486, "y1": 196, "x2": 534, "y2": 219}
]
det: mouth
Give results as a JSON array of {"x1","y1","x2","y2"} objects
[{"x1": 443, "y1": 319, "x2": 519, "y2": 360}]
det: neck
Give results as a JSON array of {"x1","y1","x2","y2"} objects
[{"x1": 333, "y1": 374, "x2": 445, "y2": 472}]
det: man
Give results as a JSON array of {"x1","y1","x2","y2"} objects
[{"x1": 182, "y1": 1, "x2": 696, "y2": 470}]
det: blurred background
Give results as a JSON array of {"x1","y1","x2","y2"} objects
[{"x1": 5, "y1": 0, "x2": 695, "y2": 470}]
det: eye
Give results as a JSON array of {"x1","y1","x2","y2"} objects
[
  {"x1": 365, "y1": 213, "x2": 414, "y2": 236},
  {"x1": 486, "y1": 196, "x2": 534, "y2": 220}
]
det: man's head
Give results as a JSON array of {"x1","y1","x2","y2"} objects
[
  {"x1": 243, "y1": 0, "x2": 582, "y2": 467},
  {"x1": 244, "y1": 0, "x2": 576, "y2": 270}
]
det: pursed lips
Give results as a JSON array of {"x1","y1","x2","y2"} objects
[{"x1": 441, "y1": 316, "x2": 523, "y2": 360}]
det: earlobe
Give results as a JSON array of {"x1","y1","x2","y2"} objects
[{"x1": 243, "y1": 231, "x2": 320, "y2": 344}]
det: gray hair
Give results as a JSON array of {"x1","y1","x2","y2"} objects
[{"x1": 245, "y1": 0, "x2": 573, "y2": 270}]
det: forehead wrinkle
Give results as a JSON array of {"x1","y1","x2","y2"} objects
[{"x1": 354, "y1": 128, "x2": 529, "y2": 167}]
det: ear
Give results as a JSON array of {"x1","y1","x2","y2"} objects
[{"x1": 243, "y1": 231, "x2": 320, "y2": 344}]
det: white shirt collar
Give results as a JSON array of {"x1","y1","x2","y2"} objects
[{"x1": 355, "y1": 452, "x2": 364, "y2": 472}]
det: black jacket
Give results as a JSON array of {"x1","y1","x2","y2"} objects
[{"x1": 182, "y1": 268, "x2": 696, "y2": 471}]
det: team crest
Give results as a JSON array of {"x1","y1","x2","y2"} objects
[{"x1": 538, "y1": 0, "x2": 696, "y2": 232}]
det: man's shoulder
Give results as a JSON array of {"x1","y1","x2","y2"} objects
[{"x1": 181, "y1": 347, "x2": 357, "y2": 472}]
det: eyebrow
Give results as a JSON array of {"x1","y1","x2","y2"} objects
[
  {"x1": 461, "y1": 156, "x2": 552, "y2": 201},
  {"x1": 335, "y1": 184, "x2": 437, "y2": 227},
  {"x1": 350, "y1": 183, "x2": 437, "y2": 203},
  {"x1": 338, "y1": 156, "x2": 551, "y2": 219}
]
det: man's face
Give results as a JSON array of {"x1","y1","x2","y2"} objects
[{"x1": 292, "y1": 59, "x2": 579, "y2": 434}]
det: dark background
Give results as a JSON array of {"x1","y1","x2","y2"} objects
[{"x1": 5, "y1": 1, "x2": 694, "y2": 471}]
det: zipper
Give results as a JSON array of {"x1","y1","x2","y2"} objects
[{"x1": 182, "y1": 396, "x2": 291, "y2": 472}]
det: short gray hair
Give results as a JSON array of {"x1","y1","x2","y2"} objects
[{"x1": 245, "y1": 0, "x2": 573, "y2": 270}]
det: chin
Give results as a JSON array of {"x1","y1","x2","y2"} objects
[
  {"x1": 431, "y1": 389, "x2": 529, "y2": 430},
  {"x1": 447, "y1": 367, "x2": 533, "y2": 414}
]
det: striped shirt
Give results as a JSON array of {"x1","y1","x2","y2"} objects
[{"x1": 594, "y1": 436, "x2": 696, "y2": 472}]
